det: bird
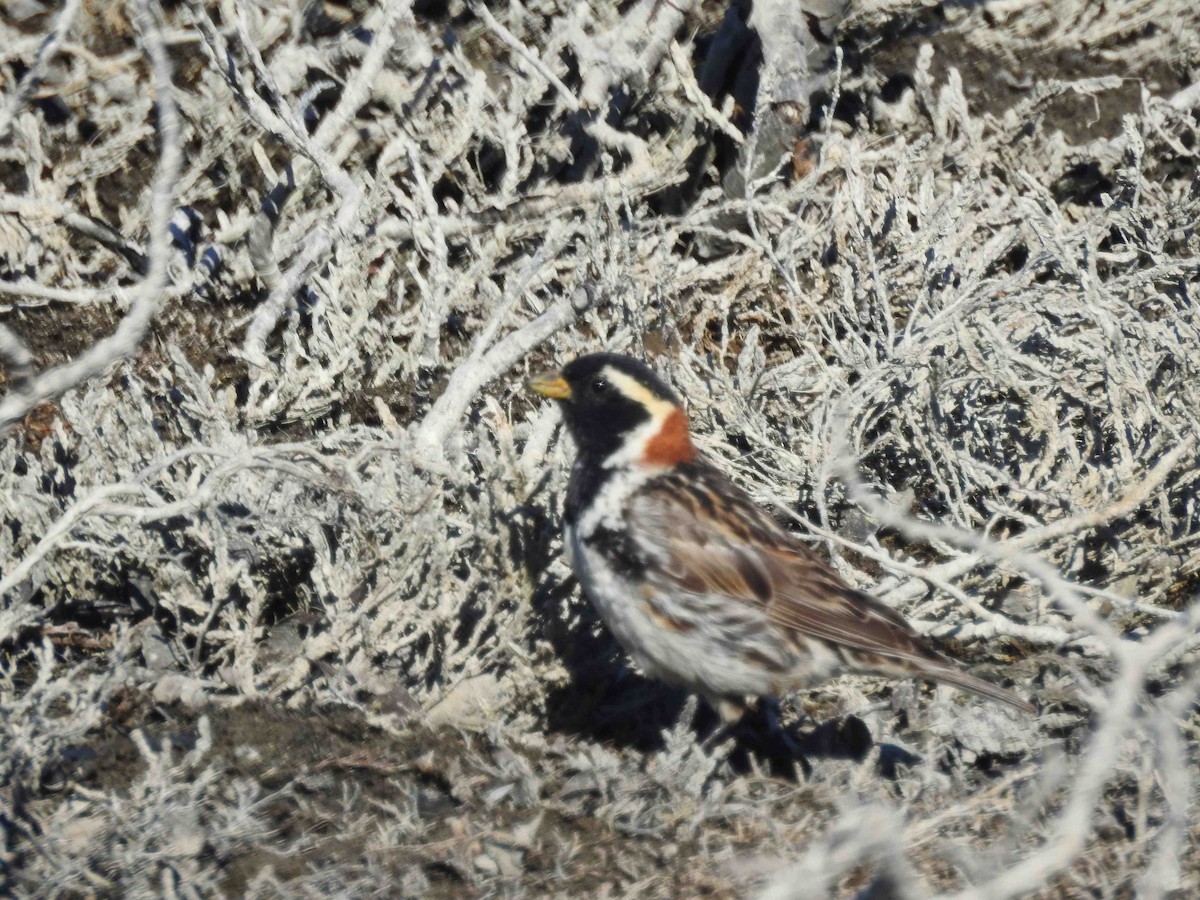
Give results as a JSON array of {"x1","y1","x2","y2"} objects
[{"x1": 526, "y1": 352, "x2": 1034, "y2": 728}]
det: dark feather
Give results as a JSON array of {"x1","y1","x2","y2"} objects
[{"x1": 630, "y1": 462, "x2": 1034, "y2": 713}]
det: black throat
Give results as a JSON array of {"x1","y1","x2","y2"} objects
[{"x1": 563, "y1": 453, "x2": 612, "y2": 526}]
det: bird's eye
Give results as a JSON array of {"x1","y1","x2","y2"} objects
[{"x1": 591, "y1": 377, "x2": 609, "y2": 395}]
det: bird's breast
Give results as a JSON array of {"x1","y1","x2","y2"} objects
[{"x1": 563, "y1": 519, "x2": 785, "y2": 701}]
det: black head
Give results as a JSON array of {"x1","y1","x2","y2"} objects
[{"x1": 526, "y1": 353, "x2": 684, "y2": 463}]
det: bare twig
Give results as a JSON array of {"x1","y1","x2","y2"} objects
[
  {"x1": 574, "y1": 0, "x2": 701, "y2": 111},
  {"x1": 0, "y1": 0, "x2": 180, "y2": 433},
  {"x1": 0, "y1": 324, "x2": 36, "y2": 396},
  {"x1": 414, "y1": 296, "x2": 578, "y2": 465},
  {"x1": 0, "y1": 0, "x2": 83, "y2": 142},
  {"x1": 469, "y1": 1, "x2": 580, "y2": 112},
  {"x1": 237, "y1": 0, "x2": 411, "y2": 367}
]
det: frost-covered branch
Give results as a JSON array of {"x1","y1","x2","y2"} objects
[
  {"x1": 234, "y1": 0, "x2": 411, "y2": 366},
  {"x1": 574, "y1": 0, "x2": 702, "y2": 111},
  {"x1": 414, "y1": 295, "x2": 579, "y2": 464},
  {"x1": 0, "y1": 0, "x2": 180, "y2": 433},
  {"x1": 2, "y1": 0, "x2": 1199, "y2": 894},
  {"x1": 0, "y1": 324, "x2": 35, "y2": 397},
  {"x1": 0, "y1": 0, "x2": 83, "y2": 141}
]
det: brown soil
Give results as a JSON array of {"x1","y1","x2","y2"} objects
[
  {"x1": 60, "y1": 694, "x2": 834, "y2": 896},
  {"x1": 863, "y1": 9, "x2": 1187, "y2": 142}
]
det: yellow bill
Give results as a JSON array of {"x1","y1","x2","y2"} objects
[{"x1": 525, "y1": 371, "x2": 571, "y2": 400}]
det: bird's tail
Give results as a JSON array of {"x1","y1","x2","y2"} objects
[{"x1": 924, "y1": 666, "x2": 1036, "y2": 714}]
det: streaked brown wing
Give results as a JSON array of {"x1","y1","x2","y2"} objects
[{"x1": 628, "y1": 475, "x2": 945, "y2": 672}]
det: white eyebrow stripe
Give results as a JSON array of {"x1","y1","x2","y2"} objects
[{"x1": 604, "y1": 367, "x2": 676, "y2": 419}]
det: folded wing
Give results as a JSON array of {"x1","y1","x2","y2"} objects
[{"x1": 629, "y1": 471, "x2": 1033, "y2": 713}]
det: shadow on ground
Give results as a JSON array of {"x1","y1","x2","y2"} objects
[{"x1": 539, "y1": 593, "x2": 898, "y2": 780}]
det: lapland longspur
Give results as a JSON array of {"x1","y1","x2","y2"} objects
[{"x1": 528, "y1": 353, "x2": 1034, "y2": 722}]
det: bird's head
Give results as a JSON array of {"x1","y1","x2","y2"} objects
[{"x1": 526, "y1": 353, "x2": 695, "y2": 468}]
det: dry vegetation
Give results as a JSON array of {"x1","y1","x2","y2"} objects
[{"x1": 2, "y1": 0, "x2": 1200, "y2": 896}]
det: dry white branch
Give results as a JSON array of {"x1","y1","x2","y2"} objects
[
  {"x1": 2, "y1": 0, "x2": 1198, "y2": 895},
  {"x1": 0, "y1": 0, "x2": 83, "y2": 141},
  {"x1": 829, "y1": 414, "x2": 1200, "y2": 896},
  {"x1": 236, "y1": 1, "x2": 411, "y2": 367},
  {"x1": 0, "y1": 279, "x2": 114, "y2": 308},
  {"x1": 469, "y1": 1, "x2": 579, "y2": 112},
  {"x1": 0, "y1": 0, "x2": 180, "y2": 433},
  {"x1": 574, "y1": 0, "x2": 702, "y2": 111},
  {"x1": 414, "y1": 296, "x2": 579, "y2": 465},
  {"x1": 0, "y1": 323, "x2": 35, "y2": 395},
  {"x1": 1168, "y1": 78, "x2": 1200, "y2": 111},
  {"x1": 938, "y1": 604, "x2": 1200, "y2": 900},
  {"x1": 751, "y1": 0, "x2": 849, "y2": 106}
]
